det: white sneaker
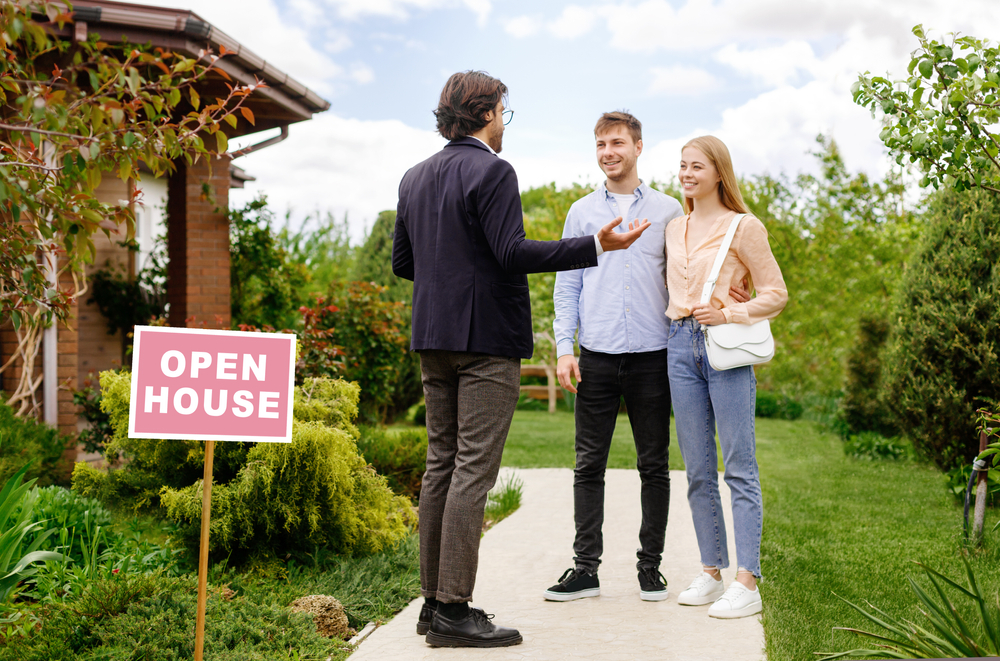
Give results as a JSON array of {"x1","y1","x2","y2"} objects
[
  {"x1": 707, "y1": 582, "x2": 762, "y2": 619},
  {"x1": 676, "y1": 572, "x2": 725, "y2": 606}
]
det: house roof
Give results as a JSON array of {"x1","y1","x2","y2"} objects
[{"x1": 48, "y1": 0, "x2": 330, "y2": 137}]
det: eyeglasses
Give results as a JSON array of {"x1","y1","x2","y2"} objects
[{"x1": 502, "y1": 109, "x2": 514, "y2": 126}]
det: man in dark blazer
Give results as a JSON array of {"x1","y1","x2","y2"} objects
[{"x1": 393, "y1": 70, "x2": 650, "y2": 648}]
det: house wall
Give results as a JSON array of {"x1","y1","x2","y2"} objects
[{"x1": 167, "y1": 157, "x2": 231, "y2": 329}]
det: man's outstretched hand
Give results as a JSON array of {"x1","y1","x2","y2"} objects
[{"x1": 597, "y1": 216, "x2": 651, "y2": 252}]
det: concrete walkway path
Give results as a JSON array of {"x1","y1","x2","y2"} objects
[{"x1": 351, "y1": 468, "x2": 765, "y2": 661}]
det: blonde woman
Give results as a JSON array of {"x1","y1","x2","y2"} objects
[{"x1": 665, "y1": 136, "x2": 787, "y2": 619}]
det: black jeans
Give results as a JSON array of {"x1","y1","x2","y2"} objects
[{"x1": 573, "y1": 346, "x2": 671, "y2": 573}]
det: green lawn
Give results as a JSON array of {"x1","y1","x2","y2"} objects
[
  {"x1": 502, "y1": 410, "x2": 1000, "y2": 661},
  {"x1": 502, "y1": 409, "x2": 691, "y2": 470}
]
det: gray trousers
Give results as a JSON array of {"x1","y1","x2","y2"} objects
[{"x1": 418, "y1": 350, "x2": 520, "y2": 603}]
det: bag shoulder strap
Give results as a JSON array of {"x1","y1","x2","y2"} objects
[{"x1": 700, "y1": 213, "x2": 746, "y2": 305}]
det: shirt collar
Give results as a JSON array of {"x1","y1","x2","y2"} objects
[
  {"x1": 599, "y1": 180, "x2": 646, "y2": 199},
  {"x1": 466, "y1": 135, "x2": 497, "y2": 155}
]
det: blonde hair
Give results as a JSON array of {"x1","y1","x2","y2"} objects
[{"x1": 681, "y1": 136, "x2": 749, "y2": 215}]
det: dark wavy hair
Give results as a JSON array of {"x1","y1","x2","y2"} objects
[
  {"x1": 434, "y1": 71, "x2": 508, "y2": 140},
  {"x1": 594, "y1": 110, "x2": 642, "y2": 143}
]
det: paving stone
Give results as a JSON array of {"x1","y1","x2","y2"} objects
[{"x1": 351, "y1": 468, "x2": 765, "y2": 661}]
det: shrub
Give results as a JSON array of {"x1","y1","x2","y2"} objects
[
  {"x1": 842, "y1": 432, "x2": 914, "y2": 462},
  {"x1": 352, "y1": 210, "x2": 414, "y2": 304},
  {"x1": 838, "y1": 314, "x2": 898, "y2": 437},
  {"x1": 755, "y1": 391, "x2": 804, "y2": 420},
  {"x1": 0, "y1": 401, "x2": 72, "y2": 487},
  {"x1": 73, "y1": 374, "x2": 411, "y2": 560},
  {"x1": 356, "y1": 426, "x2": 427, "y2": 499},
  {"x1": 879, "y1": 186, "x2": 1000, "y2": 471},
  {"x1": 71, "y1": 376, "x2": 113, "y2": 455},
  {"x1": 304, "y1": 282, "x2": 421, "y2": 423}
]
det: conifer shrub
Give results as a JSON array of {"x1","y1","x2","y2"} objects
[
  {"x1": 879, "y1": 186, "x2": 1000, "y2": 470},
  {"x1": 72, "y1": 374, "x2": 410, "y2": 559},
  {"x1": 837, "y1": 314, "x2": 898, "y2": 437}
]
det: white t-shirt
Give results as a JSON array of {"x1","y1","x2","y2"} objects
[{"x1": 609, "y1": 192, "x2": 636, "y2": 217}]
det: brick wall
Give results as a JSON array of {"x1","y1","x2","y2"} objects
[{"x1": 168, "y1": 156, "x2": 232, "y2": 329}]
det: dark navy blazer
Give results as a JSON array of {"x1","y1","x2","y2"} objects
[{"x1": 392, "y1": 137, "x2": 597, "y2": 359}]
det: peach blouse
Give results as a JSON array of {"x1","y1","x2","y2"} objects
[{"x1": 664, "y1": 211, "x2": 788, "y2": 324}]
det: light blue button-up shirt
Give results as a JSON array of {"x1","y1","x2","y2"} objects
[{"x1": 553, "y1": 181, "x2": 684, "y2": 357}]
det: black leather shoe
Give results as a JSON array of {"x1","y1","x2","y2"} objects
[
  {"x1": 416, "y1": 601, "x2": 436, "y2": 635},
  {"x1": 425, "y1": 608, "x2": 522, "y2": 648}
]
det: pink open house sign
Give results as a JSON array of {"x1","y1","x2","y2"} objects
[{"x1": 128, "y1": 326, "x2": 296, "y2": 443}]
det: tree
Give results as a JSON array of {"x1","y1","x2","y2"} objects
[
  {"x1": 229, "y1": 197, "x2": 308, "y2": 330},
  {"x1": 0, "y1": 2, "x2": 261, "y2": 414},
  {"x1": 878, "y1": 186, "x2": 1000, "y2": 470},
  {"x1": 853, "y1": 25, "x2": 1000, "y2": 194},
  {"x1": 353, "y1": 210, "x2": 412, "y2": 303},
  {"x1": 746, "y1": 137, "x2": 917, "y2": 400}
]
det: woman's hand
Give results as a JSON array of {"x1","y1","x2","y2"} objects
[
  {"x1": 730, "y1": 277, "x2": 751, "y2": 303},
  {"x1": 692, "y1": 304, "x2": 726, "y2": 326}
]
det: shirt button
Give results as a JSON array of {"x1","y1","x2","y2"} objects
[{"x1": 626, "y1": 286, "x2": 630, "y2": 290}]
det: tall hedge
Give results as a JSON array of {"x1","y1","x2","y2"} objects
[
  {"x1": 880, "y1": 186, "x2": 1000, "y2": 470},
  {"x1": 838, "y1": 314, "x2": 898, "y2": 438}
]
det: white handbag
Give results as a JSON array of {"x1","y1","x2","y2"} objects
[{"x1": 699, "y1": 214, "x2": 775, "y2": 371}]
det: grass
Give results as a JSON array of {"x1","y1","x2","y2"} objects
[
  {"x1": 502, "y1": 409, "x2": 718, "y2": 471},
  {"x1": 483, "y1": 473, "x2": 523, "y2": 531},
  {"x1": 501, "y1": 411, "x2": 1000, "y2": 660},
  {"x1": 755, "y1": 418, "x2": 1000, "y2": 661}
]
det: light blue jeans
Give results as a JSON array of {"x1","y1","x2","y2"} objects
[{"x1": 667, "y1": 317, "x2": 763, "y2": 578}]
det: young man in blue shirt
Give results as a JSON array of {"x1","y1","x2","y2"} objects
[{"x1": 544, "y1": 111, "x2": 682, "y2": 602}]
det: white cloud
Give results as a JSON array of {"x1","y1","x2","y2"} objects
[
  {"x1": 315, "y1": 0, "x2": 491, "y2": 25},
  {"x1": 548, "y1": 5, "x2": 596, "y2": 39},
  {"x1": 715, "y1": 41, "x2": 819, "y2": 88},
  {"x1": 348, "y1": 63, "x2": 376, "y2": 84},
  {"x1": 647, "y1": 65, "x2": 720, "y2": 96},
  {"x1": 504, "y1": 15, "x2": 541, "y2": 39},
  {"x1": 135, "y1": 0, "x2": 340, "y2": 96},
  {"x1": 229, "y1": 114, "x2": 445, "y2": 242}
]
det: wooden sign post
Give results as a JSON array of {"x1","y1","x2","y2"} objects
[{"x1": 127, "y1": 326, "x2": 296, "y2": 661}]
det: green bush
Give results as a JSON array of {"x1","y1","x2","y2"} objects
[
  {"x1": 356, "y1": 426, "x2": 427, "y2": 499},
  {"x1": 838, "y1": 314, "x2": 898, "y2": 437},
  {"x1": 0, "y1": 401, "x2": 72, "y2": 487},
  {"x1": 755, "y1": 391, "x2": 804, "y2": 420},
  {"x1": 880, "y1": 186, "x2": 1000, "y2": 471},
  {"x1": 843, "y1": 432, "x2": 914, "y2": 462},
  {"x1": 73, "y1": 374, "x2": 411, "y2": 560},
  {"x1": 303, "y1": 282, "x2": 421, "y2": 423},
  {"x1": 353, "y1": 210, "x2": 414, "y2": 304},
  {"x1": 230, "y1": 196, "x2": 309, "y2": 330}
]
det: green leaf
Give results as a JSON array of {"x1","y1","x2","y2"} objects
[
  {"x1": 912, "y1": 133, "x2": 928, "y2": 150},
  {"x1": 190, "y1": 87, "x2": 200, "y2": 111},
  {"x1": 216, "y1": 131, "x2": 228, "y2": 154},
  {"x1": 912, "y1": 24, "x2": 925, "y2": 38},
  {"x1": 123, "y1": 132, "x2": 136, "y2": 148},
  {"x1": 919, "y1": 59, "x2": 934, "y2": 79}
]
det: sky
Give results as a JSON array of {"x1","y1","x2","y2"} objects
[{"x1": 134, "y1": 0, "x2": 1000, "y2": 241}]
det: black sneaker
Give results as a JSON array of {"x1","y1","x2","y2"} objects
[
  {"x1": 425, "y1": 608, "x2": 522, "y2": 648},
  {"x1": 638, "y1": 567, "x2": 668, "y2": 602},
  {"x1": 543, "y1": 567, "x2": 600, "y2": 601},
  {"x1": 416, "y1": 601, "x2": 437, "y2": 635}
]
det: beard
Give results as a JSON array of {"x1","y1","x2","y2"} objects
[
  {"x1": 603, "y1": 154, "x2": 636, "y2": 182},
  {"x1": 487, "y1": 121, "x2": 504, "y2": 153}
]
